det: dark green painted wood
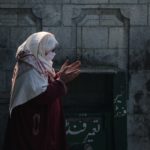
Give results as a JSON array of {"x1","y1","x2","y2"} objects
[
  {"x1": 64, "y1": 72, "x2": 127, "y2": 150},
  {"x1": 113, "y1": 72, "x2": 127, "y2": 150}
]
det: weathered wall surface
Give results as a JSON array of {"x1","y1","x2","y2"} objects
[{"x1": 0, "y1": 0, "x2": 150, "y2": 150}]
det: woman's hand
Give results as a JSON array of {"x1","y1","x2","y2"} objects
[{"x1": 57, "y1": 60, "x2": 81, "y2": 83}]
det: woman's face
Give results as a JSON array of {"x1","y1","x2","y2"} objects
[
  {"x1": 45, "y1": 50, "x2": 56, "y2": 61},
  {"x1": 45, "y1": 42, "x2": 59, "y2": 61}
]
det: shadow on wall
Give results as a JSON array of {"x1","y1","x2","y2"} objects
[{"x1": 144, "y1": 40, "x2": 150, "y2": 70}]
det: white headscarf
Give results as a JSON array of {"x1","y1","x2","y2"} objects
[{"x1": 9, "y1": 31, "x2": 58, "y2": 115}]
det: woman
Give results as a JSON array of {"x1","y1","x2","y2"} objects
[{"x1": 3, "y1": 31, "x2": 81, "y2": 150}]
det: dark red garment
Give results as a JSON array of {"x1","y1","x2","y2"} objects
[{"x1": 4, "y1": 79, "x2": 67, "y2": 150}]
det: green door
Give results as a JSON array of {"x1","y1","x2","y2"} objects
[{"x1": 63, "y1": 72, "x2": 127, "y2": 150}]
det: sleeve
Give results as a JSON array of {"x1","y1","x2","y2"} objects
[{"x1": 35, "y1": 79, "x2": 67, "y2": 105}]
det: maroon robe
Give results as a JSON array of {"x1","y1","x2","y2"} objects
[{"x1": 3, "y1": 78, "x2": 67, "y2": 150}]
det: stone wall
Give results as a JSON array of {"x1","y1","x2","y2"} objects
[{"x1": 0, "y1": 0, "x2": 150, "y2": 149}]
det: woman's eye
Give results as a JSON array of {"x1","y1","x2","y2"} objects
[{"x1": 52, "y1": 48, "x2": 56, "y2": 52}]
